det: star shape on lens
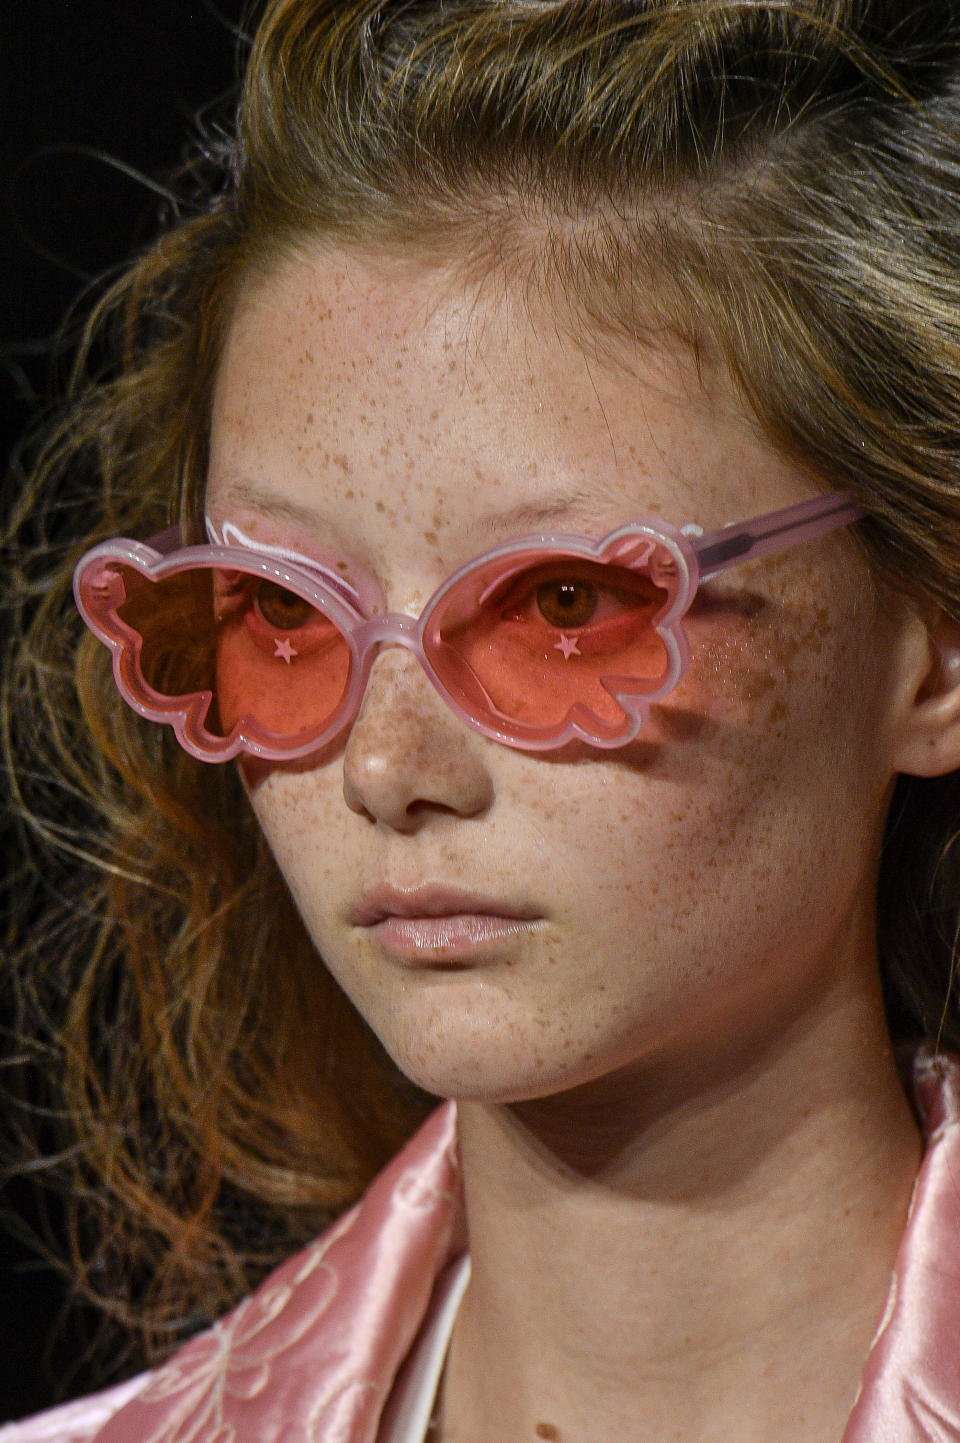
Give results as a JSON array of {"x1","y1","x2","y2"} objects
[
  {"x1": 273, "y1": 637, "x2": 298, "y2": 663},
  {"x1": 553, "y1": 633, "x2": 581, "y2": 659}
]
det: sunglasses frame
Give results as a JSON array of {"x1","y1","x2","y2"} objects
[{"x1": 74, "y1": 491, "x2": 863, "y2": 760}]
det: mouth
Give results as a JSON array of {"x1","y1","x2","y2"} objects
[{"x1": 351, "y1": 885, "x2": 543, "y2": 963}]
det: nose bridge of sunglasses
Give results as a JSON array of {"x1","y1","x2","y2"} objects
[
  {"x1": 345, "y1": 610, "x2": 462, "y2": 724},
  {"x1": 350, "y1": 611, "x2": 433, "y2": 681}
]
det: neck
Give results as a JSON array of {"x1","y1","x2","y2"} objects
[{"x1": 437, "y1": 988, "x2": 921, "y2": 1443}]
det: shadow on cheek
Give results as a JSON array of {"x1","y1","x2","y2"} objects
[{"x1": 237, "y1": 738, "x2": 345, "y2": 791}]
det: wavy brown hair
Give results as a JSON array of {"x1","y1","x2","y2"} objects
[{"x1": 4, "y1": 0, "x2": 960, "y2": 1388}]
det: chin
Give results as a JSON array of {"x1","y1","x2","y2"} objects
[{"x1": 382, "y1": 1027, "x2": 610, "y2": 1107}]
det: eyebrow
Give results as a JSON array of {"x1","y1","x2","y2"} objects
[
  {"x1": 473, "y1": 491, "x2": 602, "y2": 536},
  {"x1": 210, "y1": 478, "x2": 603, "y2": 539},
  {"x1": 209, "y1": 480, "x2": 335, "y2": 533}
]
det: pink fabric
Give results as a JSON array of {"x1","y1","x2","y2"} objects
[
  {"x1": 6, "y1": 1053, "x2": 960, "y2": 1441},
  {"x1": 841, "y1": 1050, "x2": 960, "y2": 1442},
  {"x1": 94, "y1": 1103, "x2": 464, "y2": 1443},
  {"x1": 0, "y1": 1375, "x2": 151, "y2": 1443}
]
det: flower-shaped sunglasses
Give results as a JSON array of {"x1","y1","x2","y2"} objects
[{"x1": 74, "y1": 492, "x2": 862, "y2": 760}]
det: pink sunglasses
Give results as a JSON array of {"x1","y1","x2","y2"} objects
[{"x1": 74, "y1": 492, "x2": 862, "y2": 759}]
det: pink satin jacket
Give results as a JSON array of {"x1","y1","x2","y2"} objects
[{"x1": 5, "y1": 1050, "x2": 960, "y2": 1442}]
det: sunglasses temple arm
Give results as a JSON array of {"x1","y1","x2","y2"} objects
[{"x1": 692, "y1": 493, "x2": 865, "y2": 580}]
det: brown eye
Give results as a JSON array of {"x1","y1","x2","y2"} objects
[
  {"x1": 535, "y1": 579, "x2": 598, "y2": 628},
  {"x1": 255, "y1": 581, "x2": 313, "y2": 630}
]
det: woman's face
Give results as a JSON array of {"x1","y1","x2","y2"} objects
[{"x1": 205, "y1": 246, "x2": 919, "y2": 1105}]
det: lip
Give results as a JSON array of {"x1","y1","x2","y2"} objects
[
  {"x1": 351, "y1": 884, "x2": 541, "y2": 927},
  {"x1": 351, "y1": 885, "x2": 543, "y2": 962}
]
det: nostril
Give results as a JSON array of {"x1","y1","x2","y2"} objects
[
  {"x1": 342, "y1": 770, "x2": 378, "y2": 822},
  {"x1": 340, "y1": 663, "x2": 495, "y2": 831}
]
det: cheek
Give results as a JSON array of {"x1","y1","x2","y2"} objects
[
  {"x1": 247, "y1": 775, "x2": 345, "y2": 916},
  {"x1": 566, "y1": 607, "x2": 891, "y2": 964},
  {"x1": 679, "y1": 571, "x2": 884, "y2": 760}
]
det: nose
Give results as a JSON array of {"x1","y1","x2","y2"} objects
[{"x1": 341, "y1": 648, "x2": 495, "y2": 832}]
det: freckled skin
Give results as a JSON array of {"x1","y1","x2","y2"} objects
[{"x1": 207, "y1": 247, "x2": 915, "y2": 1110}]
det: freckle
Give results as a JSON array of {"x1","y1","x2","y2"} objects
[
  {"x1": 343, "y1": 489, "x2": 355, "y2": 500},
  {"x1": 305, "y1": 411, "x2": 314, "y2": 425},
  {"x1": 376, "y1": 500, "x2": 385, "y2": 513}
]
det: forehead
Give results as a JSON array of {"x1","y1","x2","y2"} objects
[{"x1": 206, "y1": 245, "x2": 819, "y2": 559}]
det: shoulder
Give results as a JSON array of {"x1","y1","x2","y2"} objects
[
  {"x1": 0, "y1": 1374, "x2": 152, "y2": 1443},
  {"x1": 0, "y1": 1104, "x2": 461, "y2": 1443}
]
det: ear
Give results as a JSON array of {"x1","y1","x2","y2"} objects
[{"x1": 891, "y1": 609, "x2": 960, "y2": 778}]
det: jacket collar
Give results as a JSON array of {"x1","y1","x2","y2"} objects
[{"x1": 96, "y1": 1053, "x2": 960, "y2": 1442}]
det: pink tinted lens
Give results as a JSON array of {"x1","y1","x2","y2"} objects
[
  {"x1": 112, "y1": 563, "x2": 353, "y2": 743},
  {"x1": 425, "y1": 545, "x2": 676, "y2": 735}
]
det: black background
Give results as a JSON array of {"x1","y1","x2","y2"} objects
[{"x1": 2, "y1": 2, "x2": 246, "y2": 1420}]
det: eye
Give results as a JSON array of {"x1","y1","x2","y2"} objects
[
  {"x1": 255, "y1": 581, "x2": 314, "y2": 630},
  {"x1": 535, "y1": 579, "x2": 598, "y2": 628},
  {"x1": 487, "y1": 556, "x2": 671, "y2": 650}
]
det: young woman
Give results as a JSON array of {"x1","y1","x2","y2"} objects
[{"x1": 4, "y1": 2, "x2": 960, "y2": 1439}]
